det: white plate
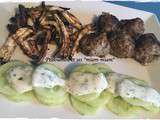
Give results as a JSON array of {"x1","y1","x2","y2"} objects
[{"x1": 0, "y1": 1, "x2": 160, "y2": 119}]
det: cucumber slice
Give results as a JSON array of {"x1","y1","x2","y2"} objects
[
  {"x1": 70, "y1": 95, "x2": 98, "y2": 115},
  {"x1": 123, "y1": 96, "x2": 160, "y2": 113},
  {"x1": 0, "y1": 60, "x2": 26, "y2": 90},
  {"x1": 1, "y1": 86, "x2": 33, "y2": 102},
  {"x1": 69, "y1": 64, "x2": 111, "y2": 113},
  {"x1": 74, "y1": 93, "x2": 100, "y2": 102},
  {"x1": 85, "y1": 91, "x2": 113, "y2": 108},
  {"x1": 38, "y1": 63, "x2": 65, "y2": 78},
  {"x1": 6, "y1": 64, "x2": 33, "y2": 93},
  {"x1": 33, "y1": 63, "x2": 67, "y2": 106},
  {"x1": 70, "y1": 91, "x2": 113, "y2": 115},
  {"x1": 35, "y1": 94, "x2": 67, "y2": 105},
  {"x1": 108, "y1": 73, "x2": 148, "y2": 86},
  {"x1": 94, "y1": 63, "x2": 112, "y2": 75},
  {"x1": 130, "y1": 78, "x2": 148, "y2": 87},
  {"x1": 106, "y1": 96, "x2": 145, "y2": 116},
  {"x1": 72, "y1": 64, "x2": 100, "y2": 74},
  {"x1": 0, "y1": 60, "x2": 34, "y2": 102},
  {"x1": 75, "y1": 91, "x2": 113, "y2": 107},
  {"x1": 34, "y1": 86, "x2": 68, "y2": 105},
  {"x1": 107, "y1": 72, "x2": 148, "y2": 94},
  {"x1": 116, "y1": 79, "x2": 159, "y2": 113}
]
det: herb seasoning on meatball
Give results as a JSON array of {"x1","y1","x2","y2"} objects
[
  {"x1": 109, "y1": 31, "x2": 135, "y2": 58},
  {"x1": 97, "y1": 12, "x2": 119, "y2": 33},
  {"x1": 134, "y1": 33, "x2": 160, "y2": 65},
  {"x1": 118, "y1": 18, "x2": 145, "y2": 40},
  {"x1": 79, "y1": 32, "x2": 110, "y2": 57}
]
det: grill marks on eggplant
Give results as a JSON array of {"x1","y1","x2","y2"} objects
[{"x1": 1, "y1": 2, "x2": 82, "y2": 63}]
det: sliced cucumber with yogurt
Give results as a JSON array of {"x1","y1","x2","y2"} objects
[
  {"x1": 0, "y1": 60, "x2": 25, "y2": 90},
  {"x1": 0, "y1": 60, "x2": 34, "y2": 102},
  {"x1": 107, "y1": 72, "x2": 148, "y2": 94},
  {"x1": 33, "y1": 63, "x2": 67, "y2": 106},
  {"x1": 109, "y1": 75, "x2": 160, "y2": 114},
  {"x1": 6, "y1": 64, "x2": 33, "y2": 93},
  {"x1": 68, "y1": 64, "x2": 111, "y2": 115},
  {"x1": 118, "y1": 80, "x2": 160, "y2": 113}
]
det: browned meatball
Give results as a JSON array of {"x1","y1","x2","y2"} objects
[
  {"x1": 109, "y1": 31, "x2": 135, "y2": 58},
  {"x1": 134, "y1": 33, "x2": 160, "y2": 65},
  {"x1": 79, "y1": 32, "x2": 110, "y2": 57},
  {"x1": 97, "y1": 12, "x2": 119, "y2": 33},
  {"x1": 118, "y1": 18, "x2": 145, "y2": 40}
]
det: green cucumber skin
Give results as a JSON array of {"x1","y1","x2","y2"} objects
[
  {"x1": 74, "y1": 93, "x2": 100, "y2": 102},
  {"x1": 70, "y1": 95, "x2": 98, "y2": 115},
  {"x1": 106, "y1": 96, "x2": 145, "y2": 117},
  {"x1": 94, "y1": 64, "x2": 112, "y2": 75},
  {"x1": 69, "y1": 91, "x2": 113, "y2": 115},
  {"x1": 34, "y1": 86, "x2": 68, "y2": 106},
  {"x1": 74, "y1": 91, "x2": 113, "y2": 108},
  {"x1": 35, "y1": 92, "x2": 68, "y2": 106},
  {"x1": 0, "y1": 61, "x2": 34, "y2": 102},
  {"x1": 33, "y1": 63, "x2": 67, "y2": 106},
  {"x1": 2, "y1": 90, "x2": 33, "y2": 102},
  {"x1": 72, "y1": 64, "x2": 100, "y2": 74},
  {"x1": 123, "y1": 97, "x2": 160, "y2": 113},
  {"x1": 85, "y1": 91, "x2": 113, "y2": 108}
]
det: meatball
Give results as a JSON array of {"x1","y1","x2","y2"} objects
[
  {"x1": 79, "y1": 32, "x2": 110, "y2": 57},
  {"x1": 97, "y1": 12, "x2": 119, "y2": 33},
  {"x1": 134, "y1": 33, "x2": 160, "y2": 65},
  {"x1": 109, "y1": 31, "x2": 135, "y2": 58},
  {"x1": 118, "y1": 18, "x2": 145, "y2": 40}
]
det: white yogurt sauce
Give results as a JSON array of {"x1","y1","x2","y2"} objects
[
  {"x1": 7, "y1": 65, "x2": 33, "y2": 93},
  {"x1": 32, "y1": 67, "x2": 65, "y2": 88},
  {"x1": 66, "y1": 72, "x2": 108, "y2": 96},
  {"x1": 117, "y1": 79, "x2": 160, "y2": 107}
]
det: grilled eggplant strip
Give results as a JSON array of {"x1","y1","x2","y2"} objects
[
  {"x1": 39, "y1": 10, "x2": 48, "y2": 25},
  {"x1": 47, "y1": 5, "x2": 70, "y2": 12},
  {"x1": 14, "y1": 28, "x2": 38, "y2": 58},
  {"x1": 62, "y1": 11, "x2": 82, "y2": 30},
  {"x1": 0, "y1": 37, "x2": 17, "y2": 64},
  {"x1": 71, "y1": 24, "x2": 95, "y2": 57},
  {"x1": 37, "y1": 30, "x2": 52, "y2": 63},
  {"x1": 54, "y1": 14, "x2": 70, "y2": 58},
  {"x1": 18, "y1": 4, "x2": 29, "y2": 27},
  {"x1": 40, "y1": 42, "x2": 57, "y2": 62},
  {"x1": 0, "y1": 28, "x2": 32, "y2": 63},
  {"x1": 5, "y1": 2, "x2": 84, "y2": 61},
  {"x1": 23, "y1": 34, "x2": 40, "y2": 58}
]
